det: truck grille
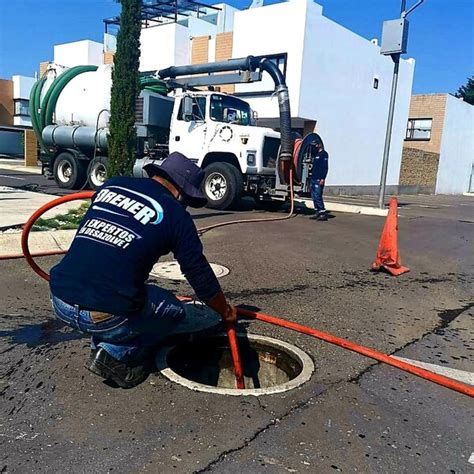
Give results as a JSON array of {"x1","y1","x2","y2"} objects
[
  {"x1": 262, "y1": 137, "x2": 280, "y2": 168},
  {"x1": 136, "y1": 97, "x2": 144, "y2": 123}
]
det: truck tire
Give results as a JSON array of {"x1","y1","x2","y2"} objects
[
  {"x1": 53, "y1": 152, "x2": 87, "y2": 190},
  {"x1": 203, "y1": 162, "x2": 243, "y2": 210},
  {"x1": 88, "y1": 156, "x2": 108, "y2": 190}
]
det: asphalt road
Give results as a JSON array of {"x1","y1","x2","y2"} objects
[
  {"x1": 0, "y1": 169, "x2": 473, "y2": 472},
  {"x1": 0, "y1": 167, "x2": 75, "y2": 196}
]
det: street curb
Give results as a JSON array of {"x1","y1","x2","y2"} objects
[
  {"x1": 294, "y1": 198, "x2": 389, "y2": 216},
  {"x1": 0, "y1": 162, "x2": 42, "y2": 174},
  {"x1": 0, "y1": 229, "x2": 76, "y2": 258}
]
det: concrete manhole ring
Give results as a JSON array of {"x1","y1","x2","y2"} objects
[
  {"x1": 156, "y1": 334, "x2": 314, "y2": 396},
  {"x1": 150, "y1": 261, "x2": 229, "y2": 281}
]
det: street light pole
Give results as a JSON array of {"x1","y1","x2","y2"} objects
[
  {"x1": 377, "y1": 0, "x2": 424, "y2": 208},
  {"x1": 378, "y1": 54, "x2": 400, "y2": 209}
]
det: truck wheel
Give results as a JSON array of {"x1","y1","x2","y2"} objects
[
  {"x1": 53, "y1": 152, "x2": 87, "y2": 190},
  {"x1": 88, "y1": 156, "x2": 108, "y2": 190},
  {"x1": 203, "y1": 162, "x2": 243, "y2": 210}
]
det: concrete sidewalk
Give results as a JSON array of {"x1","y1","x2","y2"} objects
[
  {"x1": 296, "y1": 197, "x2": 388, "y2": 216},
  {"x1": 0, "y1": 229, "x2": 76, "y2": 257},
  {"x1": 0, "y1": 159, "x2": 42, "y2": 174},
  {"x1": 0, "y1": 186, "x2": 84, "y2": 229}
]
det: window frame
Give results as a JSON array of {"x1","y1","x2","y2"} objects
[
  {"x1": 14, "y1": 99, "x2": 30, "y2": 117},
  {"x1": 176, "y1": 95, "x2": 207, "y2": 122},
  {"x1": 209, "y1": 94, "x2": 252, "y2": 126},
  {"x1": 405, "y1": 117, "x2": 433, "y2": 141}
]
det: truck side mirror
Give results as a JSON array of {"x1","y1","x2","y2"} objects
[
  {"x1": 183, "y1": 96, "x2": 194, "y2": 122},
  {"x1": 252, "y1": 110, "x2": 258, "y2": 125}
]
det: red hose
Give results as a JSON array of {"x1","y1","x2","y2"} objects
[
  {"x1": 20, "y1": 191, "x2": 94, "y2": 281},
  {"x1": 10, "y1": 193, "x2": 474, "y2": 398},
  {"x1": 226, "y1": 323, "x2": 246, "y2": 389},
  {"x1": 237, "y1": 307, "x2": 474, "y2": 398}
]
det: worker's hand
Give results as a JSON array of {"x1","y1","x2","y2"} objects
[
  {"x1": 319, "y1": 179, "x2": 325, "y2": 185},
  {"x1": 222, "y1": 304, "x2": 237, "y2": 324},
  {"x1": 205, "y1": 290, "x2": 237, "y2": 323}
]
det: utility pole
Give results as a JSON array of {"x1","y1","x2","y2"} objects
[{"x1": 378, "y1": 0, "x2": 424, "y2": 208}]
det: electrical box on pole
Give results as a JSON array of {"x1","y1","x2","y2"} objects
[{"x1": 380, "y1": 19, "x2": 409, "y2": 55}]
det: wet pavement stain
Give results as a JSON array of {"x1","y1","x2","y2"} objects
[{"x1": 435, "y1": 303, "x2": 474, "y2": 334}]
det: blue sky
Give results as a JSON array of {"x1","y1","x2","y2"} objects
[{"x1": 0, "y1": 0, "x2": 472, "y2": 94}]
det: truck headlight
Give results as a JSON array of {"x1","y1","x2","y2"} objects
[{"x1": 247, "y1": 153, "x2": 256, "y2": 165}]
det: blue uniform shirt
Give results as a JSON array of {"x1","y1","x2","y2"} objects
[
  {"x1": 50, "y1": 177, "x2": 221, "y2": 315},
  {"x1": 311, "y1": 150, "x2": 329, "y2": 181}
]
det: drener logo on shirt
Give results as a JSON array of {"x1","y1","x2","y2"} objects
[{"x1": 92, "y1": 186, "x2": 164, "y2": 225}]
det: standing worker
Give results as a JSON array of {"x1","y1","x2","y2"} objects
[
  {"x1": 49, "y1": 152, "x2": 237, "y2": 388},
  {"x1": 310, "y1": 143, "x2": 329, "y2": 221}
]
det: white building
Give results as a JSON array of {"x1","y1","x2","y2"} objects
[
  {"x1": 401, "y1": 94, "x2": 474, "y2": 194},
  {"x1": 136, "y1": 0, "x2": 415, "y2": 194},
  {"x1": 12, "y1": 75, "x2": 36, "y2": 127},
  {"x1": 13, "y1": 0, "x2": 417, "y2": 193}
]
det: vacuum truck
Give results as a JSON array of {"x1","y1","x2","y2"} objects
[{"x1": 32, "y1": 56, "x2": 323, "y2": 210}]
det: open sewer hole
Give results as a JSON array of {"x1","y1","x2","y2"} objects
[{"x1": 156, "y1": 334, "x2": 314, "y2": 396}]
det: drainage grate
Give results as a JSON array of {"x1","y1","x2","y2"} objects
[{"x1": 150, "y1": 261, "x2": 229, "y2": 281}]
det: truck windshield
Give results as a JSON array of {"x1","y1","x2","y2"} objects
[{"x1": 210, "y1": 94, "x2": 251, "y2": 126}]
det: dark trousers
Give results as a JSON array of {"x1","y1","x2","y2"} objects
[{"x1": 310, "y1": 179, "x2": 326, "y2": 214}]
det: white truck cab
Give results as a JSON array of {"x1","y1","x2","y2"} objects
[{"x1": 168, "y1": 91, "x2": 281, "y2": 209}]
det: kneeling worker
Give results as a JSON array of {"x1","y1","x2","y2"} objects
[{"x1": 49, "y1": 152, "x2": 236, "y2": 388}]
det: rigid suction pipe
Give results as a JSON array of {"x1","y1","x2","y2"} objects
[{"x1": 158, "y1": 55, "x2": 293, "y2": 164}]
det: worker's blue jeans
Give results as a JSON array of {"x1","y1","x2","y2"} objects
[
  {"x1": 51, "y1": 284, "x2": 186, "y2": 362},
  {"x1": 310, "y1": 179, "x2": 326, "y2": 214}
]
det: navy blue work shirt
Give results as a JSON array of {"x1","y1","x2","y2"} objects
[
  {"x1": 50, "y1": 177, "x2": 221, "y2": 315},
  {"x1": 311, "y1": 150, "x2": 329, "y2": 181}
]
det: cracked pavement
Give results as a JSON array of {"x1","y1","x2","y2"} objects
[{"x1": 0, "y1": 193, "x2": 473, "y2": 472}]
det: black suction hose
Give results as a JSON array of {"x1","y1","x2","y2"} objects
[{"x1": 257, "y1": 58, "x2": 292, "y2": 163}]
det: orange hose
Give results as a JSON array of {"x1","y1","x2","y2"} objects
[
  {"x1": 226, "y1": 323, "x2": 246, "y2": 389},
  {"x1": 237, "y1": 307, "x2": 474, "y2": 398},
  {"x1": 10, "y1": 186, "x2": 474, "y2": 398}
]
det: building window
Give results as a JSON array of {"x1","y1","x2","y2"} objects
[
  {"x1": 14, "y1": 99, "x2": 30, "y2": 117},
  {"x1": 405, "y1": 118, "x2": 432, "y2": 141}
]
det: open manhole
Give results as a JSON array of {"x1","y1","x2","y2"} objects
[
  {"x1": 150, "y1": 261, "x2": 229, "y2": 281},
  {"x1": 156, "y1": 334, "x2": 314, "y2": 396}
]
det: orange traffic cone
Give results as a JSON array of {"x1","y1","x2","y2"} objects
[{"x1": 372, "y1": 197, "x2": 410, "y2": 276}]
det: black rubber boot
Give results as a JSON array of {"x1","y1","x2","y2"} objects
[
  {"x1": 85, "y1": 348, "x2": 149, "y2": 389},
  {"x1": 310, "y1": 212, "x2": 328, "y2": 221}
]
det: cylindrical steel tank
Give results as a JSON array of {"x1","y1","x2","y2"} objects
[
  {"x1": 42, "y1": 125, "x2": 108, "y2": 151},
  {"x1": 42, "y1": 64, "x2": 112, "y2": 129}
]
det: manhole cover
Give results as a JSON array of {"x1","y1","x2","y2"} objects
[
  {"x1": 156, "y1": 334, "x2": 314, "y2": 396},
  {"x1": 150, "y1": 261, "x2": 229, "y2": 281}
]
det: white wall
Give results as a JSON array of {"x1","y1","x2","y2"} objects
[
  {"x1": 140, "y1": 24, "x2": 190, "y2": 72},
  {"x1": 13, "y1": 116, "x2": 32, "y2": 127},
  {"x1": 54, "y1": 40, "x2": 103, "y2": 67},
  {"x1": 299, "y1": 1, "x2": 415, "y2": 186},
  {"x1": 187, "y1": 17, "x2": 217, "y2": 38},
  {"x1": 436, "y1": 96, "x2": 474, "y2": 194},
  {"x1": 234, "y1": 0, "x2": 415, "y2": 188},
  {"x1": 12, "y1": 75, "x2": 36, "y2": 100},
  {"x1": 213, "y1": 3, "x2": 239, "y2": 33},
  {"x1": 233, "y1": 0, "x2": 313, "y2": 118}
]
